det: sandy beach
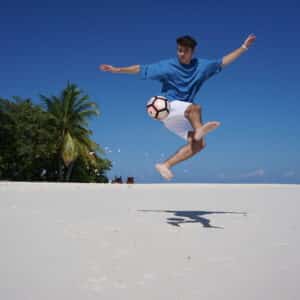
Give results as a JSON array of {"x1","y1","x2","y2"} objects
[{"x1": 0, "y1": 182, "x2": 299, "y2": 300}]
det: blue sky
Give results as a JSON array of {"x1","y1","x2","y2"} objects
[{"x1": 1, "y1": 0, "x2": 299, "y2": 183}]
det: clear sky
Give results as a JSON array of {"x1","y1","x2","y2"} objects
[{"x1": 1, "y1": 0, "x2": 299, "y2": 183}]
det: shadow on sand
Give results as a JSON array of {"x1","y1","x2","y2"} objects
[{"x1": 138, "y1": 210, "x2": 247, "y2": 229}]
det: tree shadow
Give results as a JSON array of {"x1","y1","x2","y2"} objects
[{"x1": 138, "y1": 210, "x2": 247, "y2": 229}]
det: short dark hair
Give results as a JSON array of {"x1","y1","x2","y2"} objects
[{"x1": 176, "y1": 35, "x2": 197, "y2": 50}]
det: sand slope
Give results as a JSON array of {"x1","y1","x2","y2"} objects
[{"x1": 0, "y1": 182, "x2": 299, "y2": 300}]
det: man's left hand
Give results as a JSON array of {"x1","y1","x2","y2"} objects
[{"x1": 243, "y1": 34, "x2": 256, "y2": 49}]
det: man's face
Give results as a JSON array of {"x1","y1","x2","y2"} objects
[{"x1": 177, "y1": 45, "x2": 194, "y2": 64}]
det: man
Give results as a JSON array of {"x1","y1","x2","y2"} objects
[{"x1": 100, "y1": 34, "x2": 256, "y2": 180}]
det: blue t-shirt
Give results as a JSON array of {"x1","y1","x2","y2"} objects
[{"x1": 140, "y1": 57, "x2": 222, "y2": 102}]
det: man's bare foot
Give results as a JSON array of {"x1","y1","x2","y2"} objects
[
  {"x1": 155, "y1": 163, "x2": 174, "y2": 180},
  {"x1": 194, "y1": 121, "x2": 221, "y2": 141}
]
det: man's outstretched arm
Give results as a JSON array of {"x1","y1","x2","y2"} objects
[
  {"x1": 99, "y1": 64, "x2": 140, "y2": 74},
  {"x1": 221, "y1": 34, "x2": 256, "y2": 68}
]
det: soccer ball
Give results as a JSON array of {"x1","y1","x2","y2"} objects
[{"x1": 146, "y1": 96, "x2": 170, "y2": 120}]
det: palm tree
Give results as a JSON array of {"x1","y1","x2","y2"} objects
[{"x1": 41, "y1": 83, "x2": 103, "y2": 181}]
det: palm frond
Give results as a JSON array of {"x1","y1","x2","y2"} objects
[{"x1": 62, "y1": 132, "x2": 78, "y2": 166}]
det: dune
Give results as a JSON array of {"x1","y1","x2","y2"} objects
[{"x1": 0, "y1": 182, "x2": 299, "y2": 300}]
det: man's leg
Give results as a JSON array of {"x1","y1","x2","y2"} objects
[
  {"x1": 185, "y1": 104, "x2": 220, "y2": 141},
  {"x1": 155, "y1": 102, "x2": 219, "y2": 180},
  {"x1": 155, "y1": 134, "x2": 206, "y2": 180},
  {"x1": 184, "y1": 103, "x2": 203, "y2": 128}
]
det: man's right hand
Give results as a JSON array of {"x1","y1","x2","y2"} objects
[
  {"x1": 99, "y1": 64, "x2": 140, "y2": 74},
  {"x1": 99, "y1": 64, "x2": 120, "y2": 73}
]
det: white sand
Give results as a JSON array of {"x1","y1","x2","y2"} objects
[{"x1": 0, "y1": 182, "x2": 299, "y2": 300}]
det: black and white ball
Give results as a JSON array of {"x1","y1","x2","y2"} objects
[{"x1": 146, "y1": 96, "x2": 170, "y2": 120}]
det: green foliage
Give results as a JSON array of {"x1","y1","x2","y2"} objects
[
  {"x1": 0, "y1": 83, "x2": 111, "y2": 182},
  {"x1": 69, "y1": 156, "x2": 112, "y2": 183},
  {"x1": 0, "y1": 97, "x2": 59, "y2": 180}
]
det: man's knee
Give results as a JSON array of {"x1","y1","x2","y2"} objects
[
  {"x1": 191, "y1": 138, "x2": 206, "y2": 153},
  {"x1": 187, "y1": 131, "x2": 206, "y2": 148},
  {"x1": 184, "y1": 104, "x2": 202, "y2": 118},
  {"x1": 193, "y1": 104, "x2": 202, "y2": 112}
]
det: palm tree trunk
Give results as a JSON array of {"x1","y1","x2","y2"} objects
[
  {"x1": 58, "y1": 160, "x2": 64, "y2": 181},
  {"x1": 59, "y1": 131, "x2": 66, "y2": 182},
  {"x1": 65, "y1": 161, "x2": 75, "y2": 182},
  {"x1": 58, "y1": 129, "x2": 65, "y2": 182}
]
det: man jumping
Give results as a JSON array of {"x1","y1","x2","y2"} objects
[{"x1": 100, "y1": 34, "x2": 256, "y2": 180}]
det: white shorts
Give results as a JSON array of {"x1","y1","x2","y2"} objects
[{"x1": 162, "y1": 100, "x2": 193, "y2": 141}]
